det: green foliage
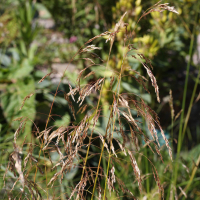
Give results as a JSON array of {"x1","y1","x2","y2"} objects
[
  {"x1": 1, "y1": 78, "x2": 35, "y2": 135},
  {"x1": 0, "y1": 1, "x2": 38, "y2": 137}
]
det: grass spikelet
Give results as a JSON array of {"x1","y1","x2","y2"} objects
[
  {"x1": 142, "y1": 62, "x2": 160, "y2": 103},
  {"x1": 64, "y1": 93, "x2": 76, "y2": 120},
  {"x1": 42, "y1": 126, "x2": 68, "y2": 150},
  {"x1": 169, "y1": 89, "x2": 175, "y2": 119},
  {"x1": 14, "y1": 119, "x2": 26, "y2": 143},
  {"x1": 111, "y1": 166, "x2": 116, "y2": 186},
  {"x1": 137, "y1": 1, "x2": 179, "y2": 24},
  {"x1": 130, "y1": 126, "x2": 139, "y2": 151},
  {"x1": 67, "y1": 81, "x2": 78, "y2": 101},
  {"x1": 69, "y1": 177, "x2": 87, "y2": 200},
  {"x1": 158, "y1": 124, "x2": 173, "y2": 160},
  {"x1": 77, "y1": 78, "x2": 104, "y2": 106},
  {"x1": 111, "y1": 143, "x2": 117, "y2": 157},
  {"x1": 77, "y1": 104, "x2": 88, "y2": 114},
  {"x1": 84, "y1": 71, "x2": 95, "y2": 79},
  {"x1": 12, "y1": 116, "x2": 24, "y2": 121},
  {"x1": 98, "y1": 185, "x2": 102, "y2": 200},
  {"x1": 109, "y1": 76, "x2": 115, "y2": 89},
  {"x1": 85, "y1": 31, "x2": 111, "y2": 44},
  {"x1": 23, "y1": 152, "x2": 31, "y2": 168},
  {"x1": 115, "y1": 138, "x2": 127, "y2": 156},
  {"x1": 82, "y1": 57, "x2": 95, "y2": 65},
  {"x1": 158, "y1": 3, "x2": 179, "y2": 14},
  {"x1": 106, "y1": 12, "x2": 127, "y2": 44},
  {"x1": 155, "y1": 145, "x2": 164, "y2": 163},
  {"x1": 99, "y1": 134, "x2": 110, "y2": 153},
  {"x1": 174, "y1": 109, "x2": 183, "y2": 122},
  {"x1": 152, "y1": 166, "x2": 164, "y2": 199},
  {"x1": 38, "y1": 72, "x2": 53, "y2": 83},
  {"x1": 37, "y1": 126, "x2": 53, "y2": 142},
  {"x1": 116, "y1": 177, "x2": 134, "y2": 198},
  {"x1": 121, "y1": 110, "x2": 140, "y2": 131},
  {"x1": 11, "y1": 143, "x2": 24, "y2": 190},
  {"x1": 72, "y1": 114, "x2": 89, "y2": 143},
  {"x1": 195, "y1": 92, "x2": 200, "y2": 103},
  {"x1": 19, "y1": 92, "x2": 34, "y2": 110},
  {"x1": 80, "y1": 45, "x2": 102, "y2": 53},
  {"x1": 128, "y1": 150, "x2": 142, "y2": 192}
]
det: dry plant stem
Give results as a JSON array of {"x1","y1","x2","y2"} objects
[
  {"x1": 136, "y1": 1, "x2": 162, "y2": 25},
  {"x1": 166, "y1": 90, "x2": 175, "y2": 199}
]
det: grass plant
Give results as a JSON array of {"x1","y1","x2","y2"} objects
[
  {"x1": 174, "y1": 1, "x2": 200, "y2": 198},
  {"x1": 3, "y1": 2, "x2": 197, "y2": 200}
]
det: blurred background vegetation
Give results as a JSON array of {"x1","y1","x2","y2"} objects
[{"x1": 0, "y1": 0, "x2": 200, "y2": 199}]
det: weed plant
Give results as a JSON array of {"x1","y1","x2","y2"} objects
[{"x1": 2, "y1": 2, "x2": 181, "y2": 200}]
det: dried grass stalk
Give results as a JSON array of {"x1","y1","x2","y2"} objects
[
  {"x1": 128, "y1": 150, "x2": 142, "y2": 192},
  {"x1": 169, "y1": 90, "x2": 175, "y2": 119},
  {"x1": 19, "y1": 92, "x2": 34, "y2": 110},
  {"x1": 11, "y1": 143, "x2": 24, "y2": 191},
  {"x1": 64, "y1": 93, "x2": 76, "y2": 120},
  {"x1": 80, "y1": 45, "x2": 102, "y2": 53},
  {"x1": 38, "y1": 72, "x2": 53, "y2": 83}
]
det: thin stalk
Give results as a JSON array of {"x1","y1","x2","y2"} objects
[
  {"x1": 182, "y1": 68, "x2": 200, "y2": 142},
  {"x1": 174, "y1": 2, "x2": 199, "y2": 192},
  {"x1": 103, "y1": 134, "x2": 113, "y2": 199},
  {"x1": 177, "y1": 1, "x2": 199, "y2": 155},
  {"x1": 182, "y1": 155, "x2": 200, "y2": 199},
  {"x1": 167, "y1": 89, "x2": 175, "y2": 199},
  {"x1": 144, "y1": 146, "x2": 150, "y2": 194},
  {"x1": 140, "y1": 70, "x2": 150, "y2": 195}
]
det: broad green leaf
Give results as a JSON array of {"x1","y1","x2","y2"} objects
[
  {"x1": 0, "y1": 51, "x2": 11, "y2": 66},
  {"x1": 91, "y1": 66, "x2": 113, "y2": 77},
  {"x1": 34, "y1": 3, "x2": 52, "y2": 19},
  {"x1": 44, "y1": 93, "x2": 67, "y2": 105},
  {"x1": 121, "y1": 82, "x2": 151, "y2": 103},
  {"x1": 8, "y1": 58, "x2": 34, "y2": 79}
]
